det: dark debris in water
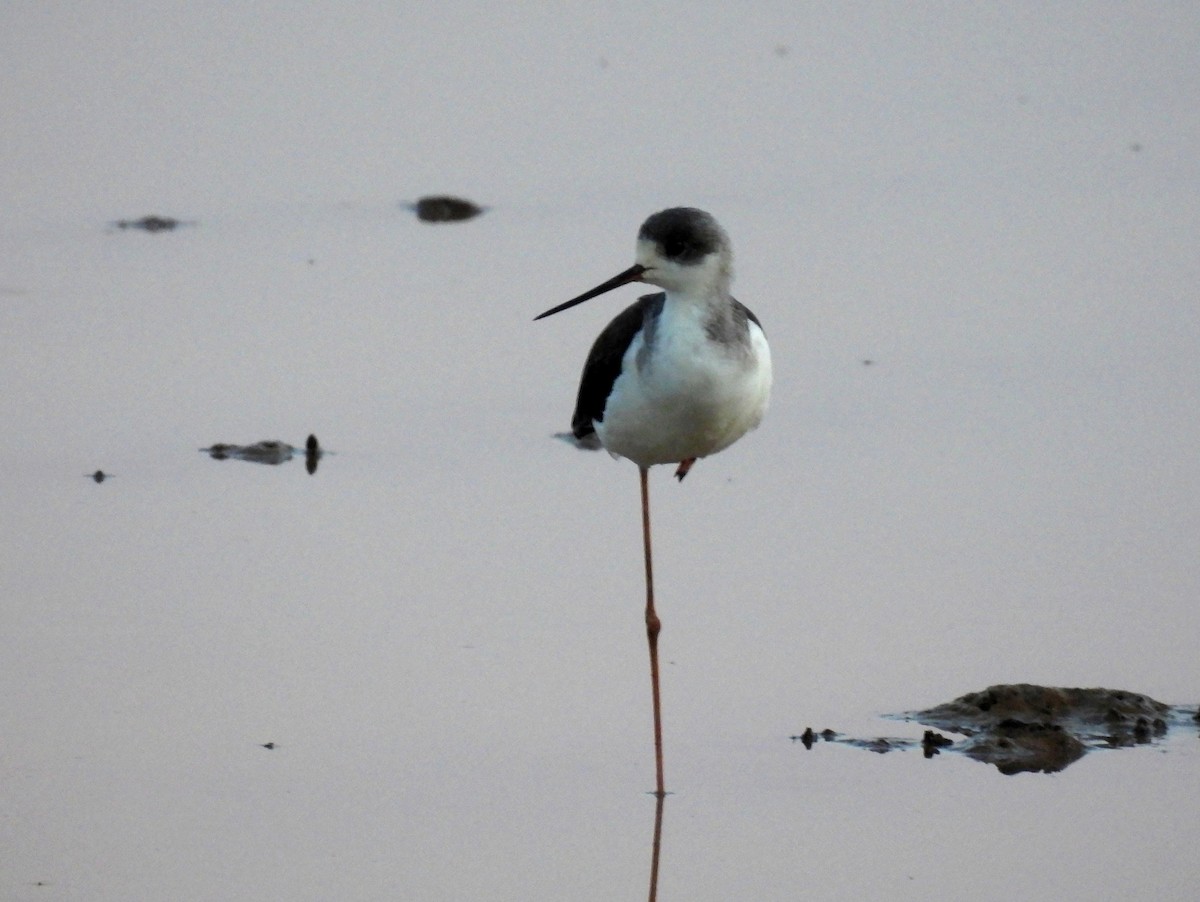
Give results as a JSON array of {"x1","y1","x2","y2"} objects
[
  {"x1": 111, "y1": 215, "x2": 192, "y2": 232},
  {"x1": 408, "y1": 195, "x2": 485, "y2": 223},
  {"x1": 791, "y1": 726, "x2": 839, "y2": 749},
  {"x1": 202, "y1": 434, "x2": 324, "y2": 475},
  {"x1": 794, "y1": 684, "x2": 1195, "y2": 775}
]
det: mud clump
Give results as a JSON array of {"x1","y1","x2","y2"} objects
[
  {"x1": 922, "y1": 684, "x2": 1168, "y2": 725},
  {"x1": 797, "y1": 684, "x2": 1185, "y2": 775},
  {"x1": 917, "y1": 684, "x2": 1172, "y2": 773},
  {"x1": 918, "y1": 685, "x2": 1169, "y2": 745}
]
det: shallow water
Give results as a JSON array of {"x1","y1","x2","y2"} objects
[{"x1": 4, "y1": 5, "x2": 1200, "y2": 900}]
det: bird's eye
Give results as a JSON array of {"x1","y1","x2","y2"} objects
[{"x1": 661, "y1": 238, "x2": 699, "y2": 262}]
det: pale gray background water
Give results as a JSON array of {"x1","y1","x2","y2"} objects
[{"x1": 3, "y1": 4, "x2": 1198, "y2": 900}]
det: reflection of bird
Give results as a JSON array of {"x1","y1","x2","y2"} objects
[{"x1": 535, "y1": 208, "x2": 772, "y2": 796}]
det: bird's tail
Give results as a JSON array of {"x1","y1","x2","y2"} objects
[{"x1": 554, "y1": 431, "x2": 603, "y2": 451}]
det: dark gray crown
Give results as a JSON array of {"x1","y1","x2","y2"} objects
[{"x1": 638, "y1": 207, "x2": 725, "y2": 265}]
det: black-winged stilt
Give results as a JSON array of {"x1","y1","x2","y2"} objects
[{"x1": 535, "y1": 207, "x2": 772, "y2": 796}]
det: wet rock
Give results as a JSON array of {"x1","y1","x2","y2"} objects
[{"x1": 410, "y1": 195, "x2": 485, "y2": 223}]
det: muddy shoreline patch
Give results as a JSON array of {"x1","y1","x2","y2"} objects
[{"x1": 795, "y1": 684, "x2": 1197, "y2": 774}]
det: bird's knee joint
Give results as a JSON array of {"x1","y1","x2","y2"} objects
[{"x1": 645, "y1": 611, "x2": 661, "y2": 638}]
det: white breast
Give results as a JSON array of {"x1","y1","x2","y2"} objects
[{"x1": 595, "y1": 298, "x2": 772, "y2": 468}]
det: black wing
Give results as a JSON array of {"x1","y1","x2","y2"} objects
[
  {"x1": 570, "y1": 293, "x2": 665, "y2": 442},
  {"x1": 734, "y1": 298, "x2": 765, "y2": 334}
]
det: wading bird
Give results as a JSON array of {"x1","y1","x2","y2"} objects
[{"x1": 535, "y1": 207, "x2": 772, "y2": 796}]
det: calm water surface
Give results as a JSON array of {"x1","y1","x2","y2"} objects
[{"x1": 4, "y1": 5, "x2": 1199, "y2": 900}]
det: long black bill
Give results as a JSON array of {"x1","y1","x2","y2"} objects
[{"x1": 534, "y1": 264, "x2": 647, "y2": 321}]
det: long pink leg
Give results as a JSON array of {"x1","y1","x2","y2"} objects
[{"x1": 639, "y1": 466, "x2": 666, "y2": 797}]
